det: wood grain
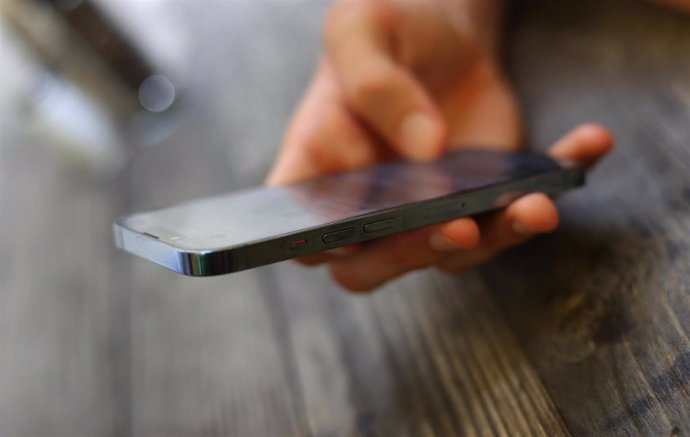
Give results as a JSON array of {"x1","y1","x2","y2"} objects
[
  {"x1": 264, "y1": 263, "x2": 570, "y2": 437},
  {"x1": 488, "y1": 1, "x2": 690, "y2": 436},
  {"x1": 124, "y1": 6, "x2": 326, "y2": 437}
]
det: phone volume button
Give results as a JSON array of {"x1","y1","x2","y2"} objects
[
  {"x1": 322, "y1": 227, "x2": 355, "y2": 244},
  {"x1": 363, "y1": 218, "x2": 394, "y2": 234}
]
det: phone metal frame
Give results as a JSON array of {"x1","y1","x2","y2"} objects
[{"x1": 114, "y1": 159, "x2": 584, "y2": 276}]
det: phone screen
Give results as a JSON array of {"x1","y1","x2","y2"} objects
[{"x1": 120, "y1": 150, "x2": 560, "y2": 250}]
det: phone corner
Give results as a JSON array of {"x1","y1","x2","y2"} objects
[
  {"x1": 562, "y1": 165, "x2": 587, "y2": 188},
  {"x1": 176, "y1": 246, "x2": 249, "y2": 277}
]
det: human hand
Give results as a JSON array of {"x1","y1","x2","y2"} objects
[{"x1": 267, "y1": 0, "x2": 613, "y2": 291}]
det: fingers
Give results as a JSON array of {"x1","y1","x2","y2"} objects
[
  {"x1": 437, "y1": 193, "x2": 558, "y2": 272},
  {"x1": 295, "y1": 253, "x2": 334, "y2": 266},
  {"x1": 438, "y1": 124, "x2": 613, "y2": 273},
  {"x1": 326, "y1": 193, "x2": 556, "y2": 291},
  {"x1": 327, "y1": 122, "x2": 613, "y2": 290},
  {"x1": 299, "y1": 123, "x2": 613, "y2": 291},
  {"x1": 328, "y1": 217, "x2": 479, "y2": 292},
  {"x1": 293, "y1": 243, "x2": 363, "y2": 267},
  {"x1": 429, "y1": 218, "x2": 482, "y2": 252},
  {"x1": 441, "y1": 63, "x2": 523, "y2": 150},
  {"x1": 548, "y1": 123, "x2": 613, "y2": 167},
  {"x1": 266, "y1": 64, "x2": 385, "y2": 186},
  {"x1": 324, "y1": 1, "x2": 447, "y2": 160}
]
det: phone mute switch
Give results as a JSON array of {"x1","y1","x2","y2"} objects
[{"x1": 322, "y1": 227, "x2": 355, "y2": 244}]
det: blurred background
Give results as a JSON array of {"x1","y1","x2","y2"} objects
[
  {"x1": 0, "y1": 1, "x2": 328, "y2": 435},
  {"x1": 1, "y1": 1, "x2": 689, "y2": 436}
]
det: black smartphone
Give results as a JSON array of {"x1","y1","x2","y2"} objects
[{"x1": 114, "y1": 149, "x2": 584, "y2": 276}]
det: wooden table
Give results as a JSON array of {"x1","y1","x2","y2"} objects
[{"x1": 1, "y1": 1, "x2": 688, "y2": 436}]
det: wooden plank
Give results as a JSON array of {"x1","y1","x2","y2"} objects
[
  {"x1": 482, "y1": 1, "x2": 690, "y2": 435},
  {"x1": 127, "y1": 266, "x2": 310, "y2": 437},
  {"x1": 267, "y1": 262, "x2": 571, "y2": 437},
  {"x1": 124, "y1": 4, "x2": 327, "y2": 437}
]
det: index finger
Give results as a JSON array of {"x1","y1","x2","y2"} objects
[{"x1": 548, "y1": 124, "x2": 613, "y2": 166}]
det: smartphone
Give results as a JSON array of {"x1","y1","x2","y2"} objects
[{"x1": 114, "y1": 149, "x2": 584, "y2": 276}]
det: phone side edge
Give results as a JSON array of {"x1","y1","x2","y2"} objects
[
  {"x1": 113, "y1": 159, "x2": 586, "y2": 276},
  {"x1": 242, "y1": 163, "x2": 585, "y2": 271},
  {"x1": 561, "y1": 164, "x2": 587, "y2": 189},
  {"x1": 113, "y1": 220, "x2": 249, "y2": 276}
]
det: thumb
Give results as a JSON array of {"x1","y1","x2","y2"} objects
[{"x1": 324, "y1": 2, "x2": 447, "y2": 160}]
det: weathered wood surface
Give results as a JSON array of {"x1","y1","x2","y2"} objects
[
  {"x1": 492, "y1": 2, "x2": 690, "y2": 435},
  {"x1": 0, "y1": 1, "x2": 688, "y2": 436},
  {"x1": 0, "y1": 19, "x2": 131, "y2": 437}
]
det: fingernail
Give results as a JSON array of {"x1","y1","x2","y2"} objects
[
  {"x1": 399, "y1": 111, "x2": 439, "y2": 160},
  {"x1": 512, "y1": 221, "x2": 533, "y2": 237},
  {"x1": 429, "y1": 232, "x2": 460, "y2": 252}
]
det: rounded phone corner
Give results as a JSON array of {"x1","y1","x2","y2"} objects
[
  {"x1": 175, "y1": 247, "x2": 249, "y2": 277},
  {"x1": 113, "y1": 220, "x2": 248, "y2": 276},
  {"x1": 562, "y1": 165, "x2": 587, "y2": 188}
]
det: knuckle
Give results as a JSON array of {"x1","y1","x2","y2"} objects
[{"x1": 345, "y1": 65, "x2": 399, "y2": 113}]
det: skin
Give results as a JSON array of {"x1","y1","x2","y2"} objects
[{"x1": 266, "y1": 0, "x2": 620, "y2": 292}]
